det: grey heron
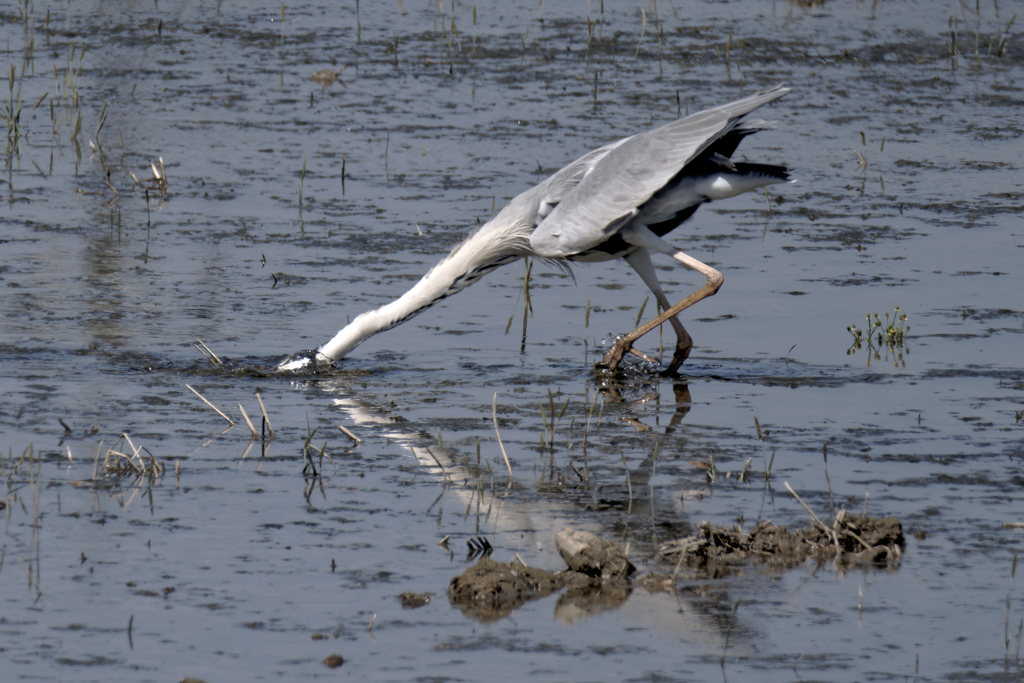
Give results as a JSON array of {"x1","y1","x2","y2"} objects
[{"x1": 279, "y1": 84, "x2": 792, "y2": 373}]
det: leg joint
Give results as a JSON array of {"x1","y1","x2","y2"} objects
[{"x1": 707, "y1": 268, "x2": 724, "y2": 292}]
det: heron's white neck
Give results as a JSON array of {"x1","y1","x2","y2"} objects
[{"x1": 316, "y1": 221, "x2": 538, "y2": 363}]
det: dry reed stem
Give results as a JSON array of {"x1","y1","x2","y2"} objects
[
  {"x1": 102, "y1": 431, "x2": 166, "y2": 481},
  {"x1": 193, "y1": 342, "x2": 215, "y2": 363},
  {"x1": 830, "y1": 515, "x2": 843, "y2": 558},
  {"x1": 195, "y1": 338, "x2": 222, "y2": 364},
  {"x1": 102, "y1": 437, "x2": 118, "y2": 471},
  {"x1": 337, "y1": 424, "x2": 362, "y2": 444},
  {"x1": 238, "y1": 404, "x2": 258, "y2": 437},
  {"x1": 255, "y1": 393, "x2": 275, "y2": 437},
  {"x1": 131, "y1": 157, "x2": 169, "y2": 194},
  {"x1": 108, "y1": 451, "x2": 143, "y2": 474},
  {"x1": 122, "y1": 433, "x2": 141, "y2": 459},
  {"x1": 492, "y1": 393, "x2": 513, "y2": 478},
  {"x1": 783, "y1": 481, "x2": 830, "y2": 533},
  {"x1": 784, "y1": 481, "x2": 848, "y2": 556},
  {"x1": 839, "y1": 521, "x2": 874, "y2": 551},
  {"x1": 187, "y1": 384, "x2": 235, "y2": 425},
  {"x1": 569, "y1": 459, "x2": 586, "y2": 483}
]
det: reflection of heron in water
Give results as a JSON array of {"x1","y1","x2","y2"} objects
[
  {"x1": 321, "y1": 376, "x2": 757, "y2": 637},
  {"x1": 280, "y1": 85, "x2": 792, "y2": 374}
]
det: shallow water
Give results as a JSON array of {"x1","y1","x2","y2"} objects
[{"x1": 2, "y1": 0, "x2": 1023, "y2": 681}]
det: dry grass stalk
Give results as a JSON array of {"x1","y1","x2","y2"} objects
[
  {"x1": 129, "y1": 156, "x2": 168, "y2": 195},
  {"x1": 194, "y1": 338, "x2": 222, "y2": 365},
  {"x1": 784, "y1": 481, "x2": 830, "y2": 534},
  {"x1": 256, "y1": 393, "x2": 275, "y2": 437},
  {"x1": 238, "y1": 404, "x2": 258, "y2": 437},
  {"x1": 786, "y1": 482, "x2": 878, "y2": 557},
  {"x1": 186, "y1": 384, "x2": 235, "y2": 425},
  {"x1": 97, "y1": 433, "x2": 165, "y2": 482},
  {"x1": 492, "y1": 393, "x2": 513, "y2": 477},
  {"x1": 568, "y1": 458, "x2": 586, "y2": 484},
  {"x1": 337, "y1": 424, "x2": 362, "y2": 444},
  {"x1": 193, "y1": 343, "x2": 215, "y2": 364}
]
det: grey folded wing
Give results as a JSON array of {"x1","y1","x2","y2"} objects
[{"x1": 529, "y1": 84, "x2": 790, "y2": 258}]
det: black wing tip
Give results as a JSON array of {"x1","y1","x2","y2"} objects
[{"x1": 732, "y1": 162, "x2": 794, "y2": 183}]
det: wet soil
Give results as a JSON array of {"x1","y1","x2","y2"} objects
[
  {"x1": 451, "y1": 515, "x2": 906, "y2": 622},
  {"x1": 659, "y1": 513, "x2": 906, "y2": 571},
  {"x1": 448, "y1": 556, "x2": 569, "y2": 623},
  {"x1": 448, "y1": 528, "x2": 637, "y2": 622}
]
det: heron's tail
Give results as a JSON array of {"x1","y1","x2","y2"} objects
[{"x1": 732, "y1": 162, "x2": 794, "y2": 185}]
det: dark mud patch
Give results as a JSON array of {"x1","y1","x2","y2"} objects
[
  {"x1": 658, "y1": 514, "x2": 906, "y2": 573},
  {"x1": 448, "y1": 555, "x2": 637, "y2": 625},
  {"x1": 448, "y1": 556, "x2": 569, "y2": 622},
  {"x1": 398, "y1": 591, "x2": 433, "y2": 609},
  {"x1": 450, "y1": 517, "x2": 904, "y2": 625},
  {"x1": 448, "y1": 529, "x2": 637, "y2": 623}
]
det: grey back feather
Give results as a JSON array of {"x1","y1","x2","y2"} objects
[
  {"x1": 530, "y1": 84, "x2": 790, "y2": 258},
  {"x1": 443, "y1": 135, "x2": 632, "y2": 275}
]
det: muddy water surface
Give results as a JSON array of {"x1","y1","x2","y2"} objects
[{"x1": 2, "y1": 0, "x2": 1023, "y2": 681}]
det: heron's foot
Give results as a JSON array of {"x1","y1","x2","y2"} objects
[
  {"x1": 276, "y1": 349, "x2": 333, "y2": 372},
  {"x1": 600, "y1": 337, "x2": 658, "y2": 371},
  {"x1": 601, "y1": 338, "x2": 631, "y2": 370}
]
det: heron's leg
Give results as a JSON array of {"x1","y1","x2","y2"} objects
[
  {"x1": 623, "y1": 248, "x2": 693, "y2": 370},
  {"x1": 603, "y1": 226, "x2": 723, "y2": 372}
]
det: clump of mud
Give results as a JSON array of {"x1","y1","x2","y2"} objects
[
  {"x1": 399, "y1": 592, "x2": 433, "y2": 609},
  {"x1": 447, "y1": 517, "x2": 905, "y2": 622},
  {"x1": 554, "y1": 528, "x2": 636, "y2": 579},
  {"x1": 447, "y1": 557, "x2": 568, "y2": 622},
  {"x1": 658, "y1": 513, "x2": 905, "y2": 570},
  {"x1": 447, "y1": 529, "x2": 633, "y2": 623}
]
